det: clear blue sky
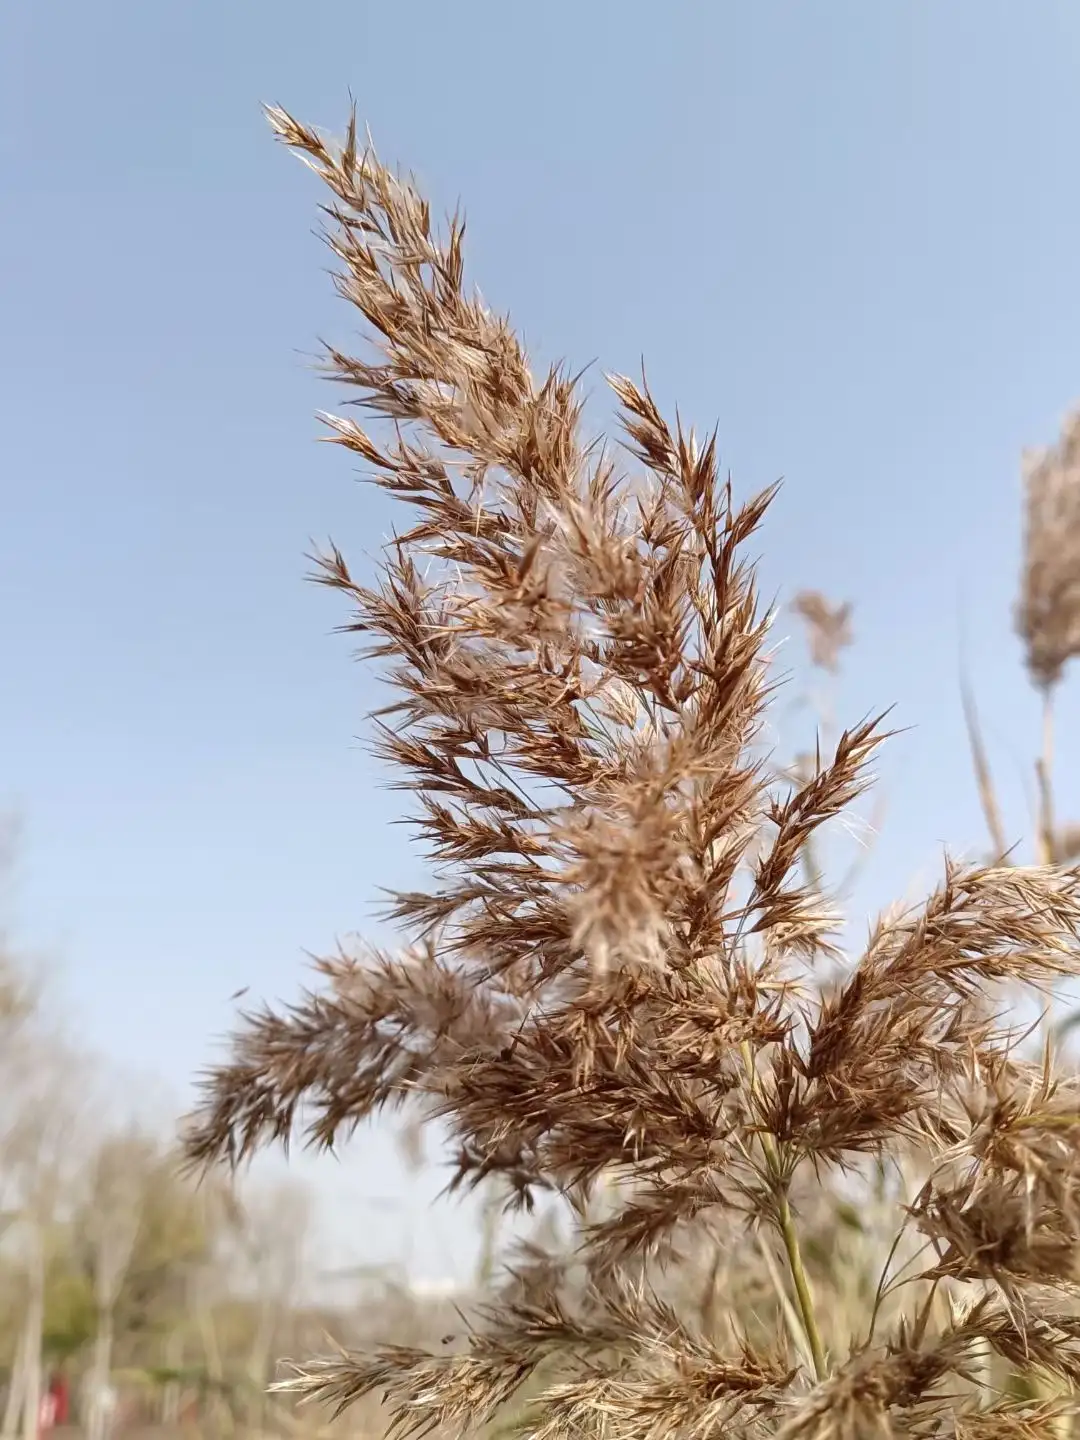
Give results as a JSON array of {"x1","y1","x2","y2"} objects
[{"x1": 3, "y1": 0, "x2": 1080, "y2": 1282}]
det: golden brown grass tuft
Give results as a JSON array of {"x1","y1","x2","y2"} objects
[{"x1": 184, "y1": 107, "x2": 1080, "y2": 1440}]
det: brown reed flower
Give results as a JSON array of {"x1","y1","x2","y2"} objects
[
  {"x1": 1016, "y1": 405, "x2": 1080, "y2": 693},
  {"x1": 183, "y1": 107, "x2": 1080, "y2": 1440}
]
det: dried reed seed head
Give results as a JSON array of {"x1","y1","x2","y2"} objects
[
  {"x1": 1055, "y1": 822, "x2": 1080, "y2": 865},
  {"x1": 791, "y1": 591, "x2": 854, "y2": 675},
  {"x1": 181, "y1": 107, "x2": 1080, "y2": 1440},
  {"x1": 1016, "y1": 404, "x2": 1080, "y2": 690}
]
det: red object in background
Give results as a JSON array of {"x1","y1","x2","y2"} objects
[
  {"x1": 37, "y1": 1392, "x2": 55, "y2": 1437},
  {"x1": 49, "y1": 1376, "x2": 69, "y2": 1427},
  {"x1": 37, "y1": 1373, "x2": 70, "y2": 1438}
]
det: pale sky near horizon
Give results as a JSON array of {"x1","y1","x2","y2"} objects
[{"x1": 3, "y1": 0, "x2": 1080, "y2": 1285}]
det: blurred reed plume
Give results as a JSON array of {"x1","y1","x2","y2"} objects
[
  {"x1": 790, "y1": 592, "x2": 853, "y2": 677},
  {"x1": 963, "y1": 403, "x2": 1080, "y2": 873},
  {"x1": 1017, "y1": 405, "x2": 1080, "y2": 695},
  {"x1": 1017, "y1": 405, "x2": 1080, "y2": 866},
  {"x1": 184, "y1": 107, "x2": 1080, "y2": 1440}
]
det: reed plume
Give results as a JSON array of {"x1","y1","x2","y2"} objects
[{"x1": 184, "y1": 107, "x2": 1080, "y2": 1440}]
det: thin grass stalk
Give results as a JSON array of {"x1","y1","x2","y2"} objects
[
  {"x1": 755, "y1": 1233, "x2": 815, "y2": 1373},
  {"x1": 740, "y1": 1041, "x2": 826, "y2": 1379},
  {"x1": 961, "y1": 669, "x2": 1009, "y2": 862},
  {"x1": 1038, "y1": 685, "x2": 1056, "y2": 866}
]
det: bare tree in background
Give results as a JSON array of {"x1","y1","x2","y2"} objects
[
  {"x1": 83, "y1": 1133, "x2": 158, "y2": 1440},
  {"x1": 0, "y1": 1039, "x2": 90, "y2": 1440},
  {"x1": 0, "y1": 829, "x2": 91, "y2": 1440},
  {"x1": 233, "y1": 1180, "x2": 311, "y2": 1430}
]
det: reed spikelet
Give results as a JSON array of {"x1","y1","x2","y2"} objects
[{"x1": 184, "y1": 107, "x2": 1080, "y2": 1440}]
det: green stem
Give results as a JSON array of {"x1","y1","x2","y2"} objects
[
  {"x1": 771, "y1": 1158, "x2": 827, "y2": 1381},
  {"x1": 740, "y1": 1042, "x2": 827, "y2": 1380}
]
